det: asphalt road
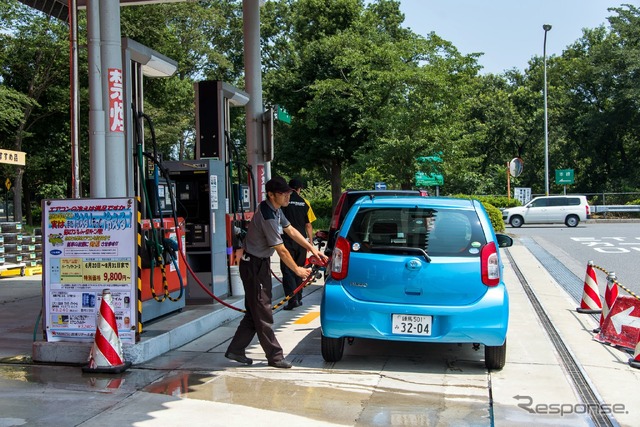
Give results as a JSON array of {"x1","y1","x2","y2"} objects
[{"x1": 504, "y1": 222, "x2": 640, "y2": 296}]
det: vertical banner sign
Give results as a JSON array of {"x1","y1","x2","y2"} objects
[
  {"x1": 108, "y1": 68, "x2": 124, "y2": 132},
  {"x1": 256, "y1": 164, "x2": 266, "y2": 202},
  {"x1": 43, "y1": 198, "x2": 136, "y2": 344}
]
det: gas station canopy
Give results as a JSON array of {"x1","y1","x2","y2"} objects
[{"x1": 17, "y1": 0, "x2": 186, "y2": 21}]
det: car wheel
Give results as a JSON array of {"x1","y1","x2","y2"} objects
[
  {"x1": 485, "y1": 340, "x2": 506, "y2": 370},
  {"x1": 321, "y1": 334, "x2": 345, "y2": 362},
  {"x1": 565, "y1": 215, "x2": 579, "y2": 227},
  {"x1": 509, "y1": 216, "x2": 523, "y2": 228}
]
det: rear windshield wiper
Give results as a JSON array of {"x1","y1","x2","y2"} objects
[{"x1": 369, "y1": 245, "x2": 431, "y2": 263}]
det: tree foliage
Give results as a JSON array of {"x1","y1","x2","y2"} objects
[{"x1": 2, "y1": 0, "x2": 640, "y2": 224}]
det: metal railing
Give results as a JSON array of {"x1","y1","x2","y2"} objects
[{"x1": 591, "y1": 205, "x2": 640, "y2": 213}]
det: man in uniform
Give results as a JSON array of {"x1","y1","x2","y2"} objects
[
  {"x1": 280, "y1": 178, "x2": 313, "y2": 310},
  {"x1": 225, "y1": 176, "x2": 327, "y2": 369}
]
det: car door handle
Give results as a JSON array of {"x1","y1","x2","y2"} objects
[{"x1": 405, "y1": 288, "x2": 422, "y2": 295}]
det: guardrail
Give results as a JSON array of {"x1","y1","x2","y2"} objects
[{"x1": 591, "y1": 205, "x2": 640, "y2": 213}]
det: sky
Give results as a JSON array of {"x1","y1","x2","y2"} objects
[{"x1": 397, "y1": 0, "x2": 638, "y2": 74}]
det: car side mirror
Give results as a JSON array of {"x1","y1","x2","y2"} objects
[{"x1": 496, "y1": 234, "x2": 513, "y2": 248}]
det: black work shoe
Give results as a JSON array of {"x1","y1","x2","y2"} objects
[
  {"x1": 268, "y1": 359, "x2": 292, "y2": 369},
  {"x1": 282, "y1": 299, "x2": 300, "y2": 310},
  {"x1": 225, "y1": 351, "x2": 253, "y2": 365}
]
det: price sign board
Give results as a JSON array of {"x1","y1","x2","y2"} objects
[{"x1": 43, "y1": 198, "x2": 137, "y2": 343}]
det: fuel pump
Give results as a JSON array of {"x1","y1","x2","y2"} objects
[{"x1": 134, "y1": 112, "x2": 187, "y2": 323}]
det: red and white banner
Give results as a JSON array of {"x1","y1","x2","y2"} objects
[{"x1": 108, "y1": 68, "x2": 124, "y2": 132}]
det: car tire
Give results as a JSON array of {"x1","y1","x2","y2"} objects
[
  {"x1": 565, "y1": 215, "x2": 579, "y2": 227},
  {"x1": 321, "y1": 334, "x2": 345, "y2": 362},
  {"x1": 485, "y1": 340, "x2": 506, "y2": 370},
  {"x1": 509, "y1": 216, "x2": 523, "y2": 228}
]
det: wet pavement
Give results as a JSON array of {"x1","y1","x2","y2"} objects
[{"x1": 1, "y1": 242, "x2": 640, "y2": 426}]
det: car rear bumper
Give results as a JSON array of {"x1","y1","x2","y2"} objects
[{"x1": 320, "y1": 284, "x2": 509, "y2": 346}]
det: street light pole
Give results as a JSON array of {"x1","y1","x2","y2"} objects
[{"x1": 543, "y1": 24, "x2": 552, "y2": 196}]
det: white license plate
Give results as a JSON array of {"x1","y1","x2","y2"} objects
[{"x1": 392, "y1": 314, "x2": 432, "y2": 336}]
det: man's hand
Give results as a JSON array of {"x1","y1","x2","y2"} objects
[
  {"x1": 294, "y1": 266, "x2": 311, "y2": 279},
  {"x1": 310, "y1": 246, "x2": 328, "y2": 262}
]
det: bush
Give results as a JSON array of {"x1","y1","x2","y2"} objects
[
  {"x1": 482, "y1": 202, "x2": 505, "y2": 233},
  {"x1": 307, "y1": 197, "x2": 332, "y2": 218},
  {"x1": 449, "y1": 194, "x2": 506, "y2": 232}
]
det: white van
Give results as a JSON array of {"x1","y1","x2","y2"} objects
[{"x1": 502, "y1": 195, "x2": 590, "y2": 227}]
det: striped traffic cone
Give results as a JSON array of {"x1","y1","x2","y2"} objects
[
  {"x1": 629, "y1": 339, "x2": 640, "y2": 369},
  {"x1": 576, "y1": 261, "x2": 602, "y2": 314},
  {"x1": 82, "y1": 289, "x2": 131, "y2": 374},
  {"x1": 599, "y1": 271, "x2": 619, "y2": 327}
]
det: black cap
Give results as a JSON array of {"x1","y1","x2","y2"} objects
[
  {"x1": 265, "y1": 176, "x2": 293, "y2": 194},
  {"x1": 289, "y1": 178, "x2": 304, "y2": 190}
]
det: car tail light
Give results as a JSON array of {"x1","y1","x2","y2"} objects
[
  {"x1": 330, "y1": 195, "x2": 347, "y2": 230},
  {"x1": 330, "y1": 237, "x2": 351, "y2": 280},
  {"x1": 586, "y1": 205, "x2": 590, "y2": 217},
  {"x1": 481, "y1": 242, "x2": 500, "y2": 286}
]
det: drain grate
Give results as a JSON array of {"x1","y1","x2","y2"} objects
[
  {"x1": 518, "y1": 237, "x2": 584, "y2": 303},
  {"x1": 505, "y1": 248, "x2": 617, "y2": 427}
]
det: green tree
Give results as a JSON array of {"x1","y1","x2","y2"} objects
[
  {"x1": 0, "y1": 0, "x2": 71, "y2": 223},
  {"x1": 263, "y1": 0, "x2": 477, "y2": 205},
  {"x1": 551, "y1": 5, "x2": 640, "y2": 193}
]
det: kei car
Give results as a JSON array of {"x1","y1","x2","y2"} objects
[{"x1": 320, "y1": 195, "x2": 513, "y2": 369}]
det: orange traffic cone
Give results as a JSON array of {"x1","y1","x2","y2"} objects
[
  {"x1": 629, "y1": 339, "x2": 640, "y2": 369},
  {"x1": 82, "y1": 289, "x2": 131, "y2": 374},
  {"x1": 576, "y1": 261, "x2": 602, "y2": 314}
]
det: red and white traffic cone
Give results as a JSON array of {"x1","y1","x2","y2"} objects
[
  {"x1": 576, "y1": 261, "x2": 602, "y2": 314},
  {"x1": 82, "y1": 289, "x2": 131, "y2": 374},
  {"x1": 599, "y1": 271, "x2": 619, "y2": 327},
  {"x1": 629, "y1": 339, "x2": 640, "y2": 369}
]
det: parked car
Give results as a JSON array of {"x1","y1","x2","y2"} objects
[
  {"x1": 324, "y1": 189, "x2": 428, "y2": 256},
  {"x1": 502, "y1": 195, "x2": 590, "y2": 228},
  {"x1": 320, "y1": 195, "x2": 513, "y2": 370}
]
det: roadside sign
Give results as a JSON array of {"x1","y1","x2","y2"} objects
[
  {"x1": 555, "y1": 169, "x2": 574, "y2": 185},
  {"x1": 374, "y1": 182, "x2": 387, "y2": 190},
  {"x1": 514, "y1": 187, "x2": 531, "y2": 205},
  {"x1": 0, "y1": 149, "x2": 26, "y2": 166},
  {"x1": 596, "y1": 296, "x2": 640, "y2": 350},
  {"x1": 276, "y1": 105, "x2": 291, "y2": 124},
  {"x1": 5, "y1": 178, "x2": 11, "y2": 190},
  {"x1": 415, "y1": 172, "x2": 444, "y2": 187}
]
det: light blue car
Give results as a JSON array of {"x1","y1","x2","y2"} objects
[{"x1": 320, "y1": 196, "x2": 513, "y2": 369}]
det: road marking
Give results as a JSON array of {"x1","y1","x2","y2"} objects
[
  {"x1": 571, "y1": 237, "x2": 640, "y2": 253},
  {"x1": 293, "y1": 311, "x2": 320, "y2": 324}
]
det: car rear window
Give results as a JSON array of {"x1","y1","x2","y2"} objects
[{"x1": 345, "y1": 207, "x2": 487, "y2": 257}]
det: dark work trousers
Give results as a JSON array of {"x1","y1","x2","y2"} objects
[
  {"x1": 280, "y1": 237, "x2": 306, "y2": 302},
  {"x1": 226, "y1": 254, "x2": 284, "y2": 363}
]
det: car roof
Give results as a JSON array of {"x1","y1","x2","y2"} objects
[
  {"x1": 533, "y1": 195, "x2": 586, "y2": 198},
  {"x1": 354, "y1": 195, "x2": 477, "y2": 209}
]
